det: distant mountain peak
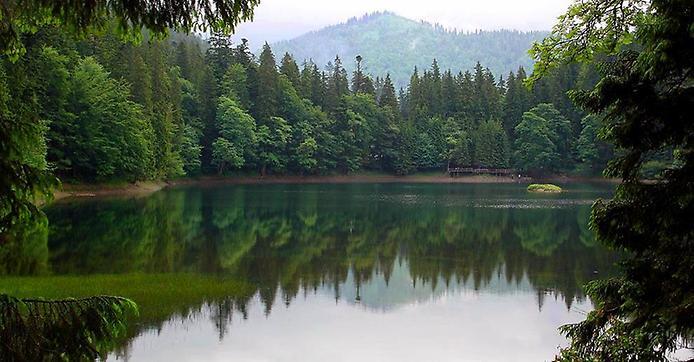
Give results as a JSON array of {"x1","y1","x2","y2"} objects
[{"x1": 272, "y1": 12, "x2": 547, "y2": 88}]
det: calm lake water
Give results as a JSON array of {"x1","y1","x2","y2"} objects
[{"x1": 1, "y1": 183, "x2": 618, "y2": 361}]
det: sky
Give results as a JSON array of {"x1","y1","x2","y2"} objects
[{"x1": 231, "y1": 0, "x2": 573, "y2": 45}]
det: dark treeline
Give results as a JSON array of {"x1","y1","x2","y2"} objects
[{"x1": 2, "y1": 26, "x2": 614, "y2": 183}]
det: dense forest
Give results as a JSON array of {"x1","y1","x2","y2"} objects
[
  {"x1": 272, "y1": 12, "x2": 547, "y2": 89},
  {"x1": 2, "y1": 25, "x2": 613, "y2": 184}
]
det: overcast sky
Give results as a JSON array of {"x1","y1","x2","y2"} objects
[{"x1": 231, "y1": 0, "x2": 573, "y2": 45}]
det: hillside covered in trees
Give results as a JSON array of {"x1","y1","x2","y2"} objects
[
  {"x1": 2, "y1": 24, "x2": 613, "y2": 184},
  {"x1": 271, "y1": 12, "x2": 548, "y2": 88}
]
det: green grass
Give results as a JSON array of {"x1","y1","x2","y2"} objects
[
  {"x1": 0, "y1": 273, "x2": 254, "y2": 326},
  {"x1": 527, "y1": 183, "x2": 562, "y2": 193}
]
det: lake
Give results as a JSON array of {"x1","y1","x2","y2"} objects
[{"x1": 0, "y1": 182, "x2": 618, "y2": 361}]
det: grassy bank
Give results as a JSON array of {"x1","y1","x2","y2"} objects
[{"x1": 0, "y1": 273, "x2": 254, "y2": 326}]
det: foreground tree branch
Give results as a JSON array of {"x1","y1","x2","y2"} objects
[
  {"x1": 0, "y1": 294, "x2": 138, "y2": 360},
  {"x1": 532, "y1": 0, "x2": 693, "y2": 360}
]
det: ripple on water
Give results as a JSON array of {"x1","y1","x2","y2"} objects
[{"x1": 371, "y1": 193, "x2": 596, "y2": 209}]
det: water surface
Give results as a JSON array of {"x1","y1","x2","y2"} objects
[{"x1": 1, "y1": 183, "x2": 618, "y2": 361}]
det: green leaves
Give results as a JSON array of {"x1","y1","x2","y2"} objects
[
  {"x1": 528, "y1": 0, "x2": 647, "y2": 84},
  {"x1": 0, "y1": 294, "x2": 138, "y2": 360},
  {"x1": 213, "y1": 96, "x2": 258, "y2": 174},
  {"x1": 212, "y1": 138, "x2": 244, "y2": 173},
  {"x1": 513, "y1": 105, "x2": 560, "y2": 174},
  {"x1": 66, "y1": 57, "x2": 154, "y2": 181},
  {"x1": 256, "y1": 116, "x2": 292, "y2": 174},
  {"x1": 1, "y1": 0, "x2": 260, "y2": 59}
]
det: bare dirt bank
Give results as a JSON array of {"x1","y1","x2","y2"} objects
[
  {"x1": 170, "y1": 174, "x2": 527, "y2": 186},
  {"x1": 53, "y1": 181, "x2": 168, "y2": 202}
]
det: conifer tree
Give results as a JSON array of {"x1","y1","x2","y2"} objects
[
  {"x1": 124, "y1": 47, "x2": 154, "y2": 114},
  {"x1": 474, "y1": 119, "x2": 508, "y2": 168},
  {"x1": 426, "y1": 59, "x2": 443, "y2": 115},
  {"x1": 206, "y1": 32, "x2": 235, "y2": 87},
  {"x1": 407, "y1": 66, "x2": 428, "y2": 121},
  {"x1": 325, "y1": 55, "x2": 349, "y2": 113},
  {"x1": 255, "y1": 43, "x2": 280, "y2": 122},
  {"x1": 175, "y1": 39, "x2": 206, "y2": 90},
  {"x1": 299, "y1": 60, "x2": 326, "y2": 107},
  {"x1": 149, "y1": 41, "x2": 184, "y2": 178},
  {"x1": 233, "y1": 38, "x2": 259, "y2": 112},
  {"x1": 279, "y1": 52, "x2": 301, "y2": 90},
  {"x1": 222, "y1": 63, "x2": 252, "y2": 110},
  {"x1": 456, "y1": 70, "x2": 475, "y2": 119},
  {"x1": 378, "y1": 74, "x2": 398, "y2": 111},
  {"x1": 373, "y1": 76, "x2": 383, "y2": 102},
  {"x1": 351, "y1": 55, "x2": 375, "y2": 95},
  {"x1": 441, "y1": 70, "x2": 457, "y2": 117},
  {"x1": 298, "y1": 60, "x2": 314, "y2": 100}
]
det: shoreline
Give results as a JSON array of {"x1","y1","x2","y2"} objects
[
  {"x1": 170, "y1": 174, "x2": 529, "y2": 186},
  {"x1": 53, "y1": 181, "x2": 169, "y2": 202},
  {"x1": 51, "y1": 174, "x2": 617, "y2": 201}
]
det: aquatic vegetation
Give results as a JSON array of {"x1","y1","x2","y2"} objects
[{"x1": 527, "y1": 184, "x2": 562, "y2": 193}]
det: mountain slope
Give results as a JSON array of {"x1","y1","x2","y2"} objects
[{"x1": 271, "y1": 12, "x2": 548, "y2": 88}]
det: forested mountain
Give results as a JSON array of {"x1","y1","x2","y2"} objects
[{"x1": 271, "y1": 12, "x2": 548, "y2": 88}]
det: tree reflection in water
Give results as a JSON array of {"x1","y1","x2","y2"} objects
[{"x1": 0, "y1": 183, "x2": 618, "y2": 354}]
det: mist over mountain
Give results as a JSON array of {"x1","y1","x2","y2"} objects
[{"x1": 270, "y1": 12, "x2": 548, "y2": 88}]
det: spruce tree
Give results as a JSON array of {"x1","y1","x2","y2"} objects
[
  {"x1": 149, "y1": 40, "x2": 184, "y2": 178},
  {"x1": 502, "y1": 71, "x2": 518, "y2": 135},
  {"x1": 351, "y1": 55, "x2": 375, "y2": 95},
  {"x1": 351, "y1": 55, "x2": 365, "y2": 94},
  {"x1": 206, "y1": 32, "x2": 235, "y2": 88},
  {"x1": 325, "y1": 55, "x2": 349, "y2": 113},
  {"x1": 222, "y1": 63, "x2": 252, "y2": 110},
  {"x1": 298, "y1": 60, "x2": 314, "y2": 100},
  {"x1": 456, "y1": 70, "x2": 475, "y2": 120},
  {"x1": 310, "y1": 63, "x2": 326, "y2": 107},
  {"x1": 427, "y1": 59, "x2": 443, "y2": 115},
  {"x1": 378, "y1": 74, "x2": 398, "y2": 111},
  {"x1": 255, "y1": 43, "x2": 280, "y2": 122},
  {"x1": 279, "y1": 52, "x2": 301, "y2": 90},
  {"x1": 233, "y1": 38, "x2": 259, "y2": 113},
  {"x1": 441, "y1": 70, "x2": 457, "y2": 117},
  {"x1": 474, "y1": 119, "x2": 508, "y2": 168}
]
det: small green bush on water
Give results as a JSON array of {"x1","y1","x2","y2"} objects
[{"x1": 527, "y1": 184, "x2": 562, "y2": 193}]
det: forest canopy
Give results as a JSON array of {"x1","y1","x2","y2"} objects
[{"x1": 2, "y1": 26, "x2": 613, "y2": 186}]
